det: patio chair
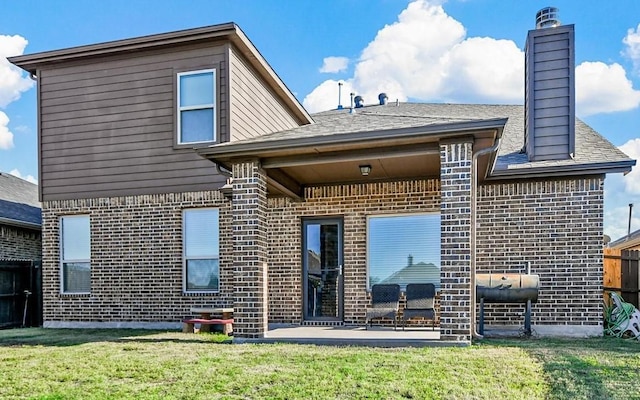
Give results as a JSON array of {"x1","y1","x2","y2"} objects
[
  {"x1": 402, "y1": 283, "x2": 436, "y2": 331},
  {"x1": 366, "y1": 284, "x2": 400, "y2": 330}
]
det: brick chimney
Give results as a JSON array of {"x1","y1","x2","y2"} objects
[{"x1": 524, "y1": 7, "x2": 575, "y2": 161}]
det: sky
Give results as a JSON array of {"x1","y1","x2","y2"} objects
[{"x1": 0, "y1": 0, "x2": 639, "y2": 240}]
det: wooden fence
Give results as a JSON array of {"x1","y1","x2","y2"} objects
[
  {"x1": 603, "y1": 248, "x2": 640, "y2": 308},
  {"x1": 0, "y1": 260, "x2": 42, "y2": 328}
]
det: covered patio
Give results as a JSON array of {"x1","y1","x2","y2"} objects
[{"x1": 198, "y1": 103, "x2": 507, "y2": 342}]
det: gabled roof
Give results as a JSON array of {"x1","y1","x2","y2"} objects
[
  {"x1": 8, "y1": 23, "x2": 312, "y2": 126},
  {"x1": 0, "y1": 173, "x2": 41, "y2": 230}
]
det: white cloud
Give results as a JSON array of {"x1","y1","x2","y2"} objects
[
  {"x1": 442, "y1": 37, "x2": 523, "y2": 102},
  {"x1": 303, "y1": 0, "x2": 640, "y2": 117},
  {"x1": 604, "y1": 203, "x2": 640, "y2": 242},
  {"x1": 575, "y1": 62, "x2": 640, "y2": 116},
  {"x1": 604, "y1": 139, "x2": 640, "y2": 240},
  {"x1": 618, "y1": 139, "x2": 640, "y2": 194},
  {"x1": 8, "y1": 168, "x2": 37, "y2": 185},
  {"x1": 319, "y1": 56, "x2": 349, "y2": 74},
  {"x1": 623, "y1": 23, "x2": 640, "y2": 74},
  {"x1": 0, "y1": 34, "x2": 33, "y2": 108},
  {"x1": 0, "y1": 111, "x2": 13, "y2": 149},
  {"x1": 303, "y1": 0, "x2": 525, "y2": 113},
  {"x1": 303, "y1": 80, "x2": 356, "y2": 113},
  {"x1": 13, "y1": 124, "x2": 29, "y2": 134}
]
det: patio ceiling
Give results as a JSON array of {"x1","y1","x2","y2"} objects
[{"x1": 198, "y1": 119, "x2": 506, "y2": 199}]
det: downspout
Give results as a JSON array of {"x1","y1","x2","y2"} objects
[
  {"x1": 216, "y1": 162, "x2": 232, "y2": 177},
  {"x1": 470, "y1": 133, "x2": 501, "y2": 339}
]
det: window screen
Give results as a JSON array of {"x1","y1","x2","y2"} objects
[
  {"x1": 183, "y1": 208, "x2": 219, "y2": 292},
  {"x1": 60, "y1": 215, "x2": 91, "y2": 293},
  {"x1": 367, "y1": 213, "x2": 440, "y2": 291},
  {"x1": 177, "y1": 69, "x2": 215, "y2": 144}
]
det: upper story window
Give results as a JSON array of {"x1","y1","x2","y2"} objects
[
  {"x1": 60, "y1": 215, "x2": 91, "y2": 294},
  {"x1": 177, "y1": 69, "x2": 216, "y2": 144},
  {"x1": 367, "y1": 213, "x2": 441, "y2": 291},
  {"x1": 183, "y1": 208, "x2": 220, "y2": 293}
]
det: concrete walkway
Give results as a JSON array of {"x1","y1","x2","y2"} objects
[{"x1": 233, "y1": 324, "x2": 470, "y2": 347}]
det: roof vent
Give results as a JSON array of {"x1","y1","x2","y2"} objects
[
  {"x1": 378, "y1": 93, "x2": 388, "y2": 105},
  {"x1": 354, "y1": 95, "x2": 364, "y2": 108},
  {"x1": 536, "y1": 7, "x2": 560, "y2": 29}
]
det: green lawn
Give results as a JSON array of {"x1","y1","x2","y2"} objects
[{"x1": 0, "y1": 329, "x2": 638, "y2": 399}]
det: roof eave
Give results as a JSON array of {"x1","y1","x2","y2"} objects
[
  {"x1": 0, "y1": 217, "x2": 41, "y2": 231},
  {"x1": 609, "y1": 234, "x2": 640, "y2": 249},
  {"x1": 8, "y1": 23, "x2": 238, "y2": 73},
  {"x1": 8, "y1": 23, "x2": 312, "y2": 126},
  {"x1": 197, "y1": 118, "x2": 508, "y2": 160},
  {"x1": 487, "y1": 160, "x2": 635, "y2": 180}
]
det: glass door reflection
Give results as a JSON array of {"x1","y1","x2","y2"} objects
[{"x1": 303, "y1": 219, "x2": 343, "y2": 321}]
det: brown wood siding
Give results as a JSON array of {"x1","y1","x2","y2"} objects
[
  {"x1": 39, "y1": 43, "x2": 230, "y2": 201},
  {"x1": 229, "y1": 47, "x2": 300, "y2": 141}
]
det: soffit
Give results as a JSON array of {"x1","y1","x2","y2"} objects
[{"x1": 199, "y1": 111, "x2": 503, "y2": 198}]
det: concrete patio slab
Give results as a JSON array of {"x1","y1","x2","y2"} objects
[{"x1": 233, "y1": 324, "x2": 470, "y2": 347}]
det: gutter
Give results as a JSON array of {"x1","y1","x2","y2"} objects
[
  {"x1": 487, "y1": 160, "x2": 636, "y2": 180},
  {"x1": 198, "y1": 118, "x2": 509, "y2": 159},
  {"x1": 470, "y1": 132, "x2": 502, "y2": 340},
  {"x1": 0, "y1": 217, "x2": 42, "y2": 231}
]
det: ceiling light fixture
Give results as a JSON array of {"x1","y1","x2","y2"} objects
[{"x1": 359, "y1": 164, "x2": 372, "y2": 176}]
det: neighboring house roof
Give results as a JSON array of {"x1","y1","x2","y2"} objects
[
  {"x1": 608, "y1": 229, "x2": 640, "y2": 250},
  {"x1": 0, "y1": 172, "x2": 41, "y2": 230},
  {"x1": 380, "y1": 262, "x2": 441, "y2": 289},
  {"x1": 8, "y1": 23, "x2": 312, "y2": 126}
]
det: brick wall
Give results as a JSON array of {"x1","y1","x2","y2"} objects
[
  {"x1": 37, "y1": 174, "x2": 605, "y2": 336},
  {"x1": 0, "y1": 224, "x2": 41, "y2": 260},
  {"x1": 41, "y1": 191, "x2": 232, "y2": 327},
  {"x1": 267, "y1": 180, "x2": 441, "y2": 324},
  {"x1": 476, "y1": 177, "x2": 604, "y2": 335},
  {"x1": 439, "y1": 141, "x2": 473, "y2": 341},
  {"x1": 232, "y1": 161, "x2": 268, "y2": 338}
]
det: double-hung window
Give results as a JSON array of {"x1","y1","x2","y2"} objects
[
  {"x1": 367, "y1": 213, "x2": 441, "y2": 291},
  {"x1": 60, "y1": 215, "x2": 91, "y2": 293},
  {"x1": 183, "y1": 208, "x2": 219, "y2": 292},
  {"x1": 177, "y1": 69, "x2": 216, "y2": 144}
]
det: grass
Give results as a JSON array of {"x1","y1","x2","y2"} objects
[{"x1": 0, "y1": 329, "x2": 638, "y2": 399}]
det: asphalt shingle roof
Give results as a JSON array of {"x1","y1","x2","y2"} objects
[
  {"x1": 0, "y1": 172, "x2": 41, "y2": 228},
  {"x1": 218, "y1": 102, "x2": 632, "y2": 175}
]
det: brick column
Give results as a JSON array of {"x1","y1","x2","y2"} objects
[
  {"x1": 232, "y1": 161, "x2": 268, "y2": 338},
  {"x1": 439, "y1": 140, "x2": 473, "y2": 342}
]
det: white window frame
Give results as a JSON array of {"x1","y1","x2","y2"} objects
[
  {"x1": 176, "y1": 69, "x2": 216, "y2": 145},
  {"x1": 366, "y1": 212, "x2": 441, "y2": 291},
  {"x1": 59, "y1": 215, "x2": 91, "y2": 294},
  {"x1": 182, "y1": 208, "x2": 220, "y2": 293}
]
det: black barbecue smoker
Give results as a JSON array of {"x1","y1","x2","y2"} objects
[{"x1": 476, "y1": 273, "x2": 540, "y2": 336}]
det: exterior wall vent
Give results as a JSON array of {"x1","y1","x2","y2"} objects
[{"x1": 524, "y1": 8, "x2": 575, "y2": 162}]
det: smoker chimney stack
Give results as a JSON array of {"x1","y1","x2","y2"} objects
[
  {"x1": 536, "y1": 7, "x2": 560, "y2": 29},
  {"x1": 524, "y1": 7, "x2": 575, "y2": 161}
]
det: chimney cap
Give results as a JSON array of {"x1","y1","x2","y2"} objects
[{"x1": 536, "y1": 7, "x2": 560, "y2": 29}]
